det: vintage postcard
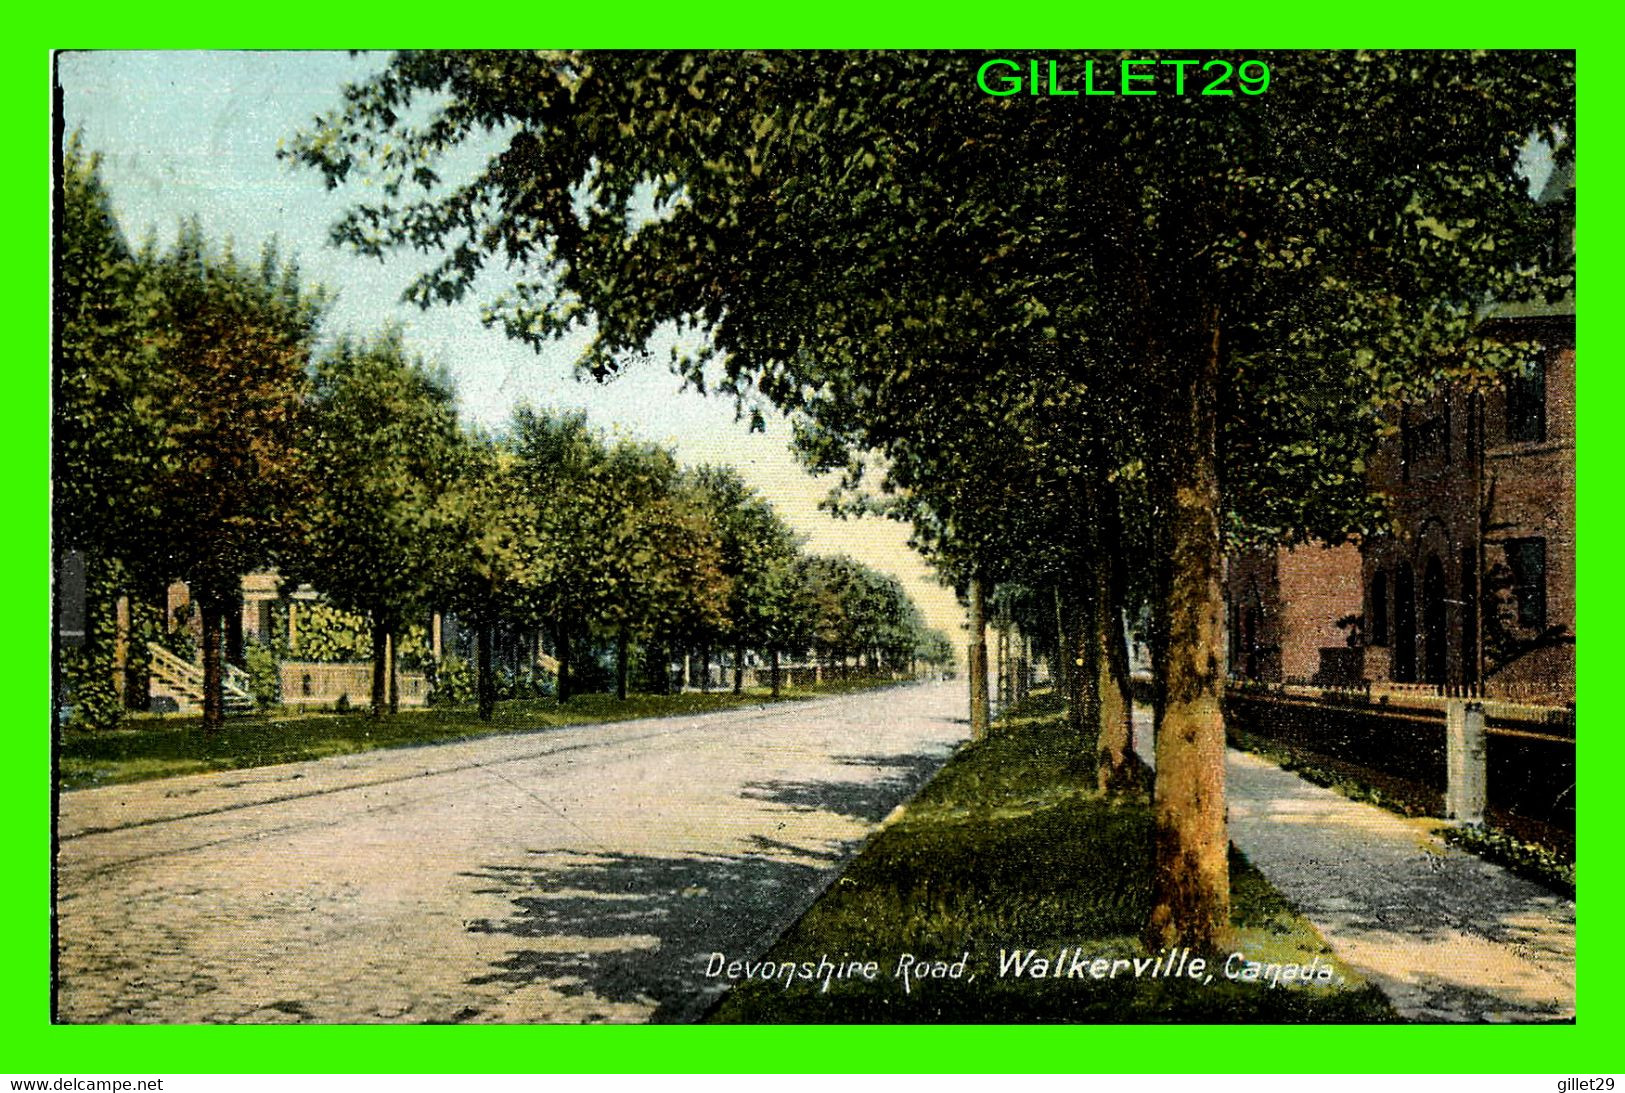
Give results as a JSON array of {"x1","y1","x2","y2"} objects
[{"x1": 49, "y1": 49, "x2": 1575, "y2": 1042}]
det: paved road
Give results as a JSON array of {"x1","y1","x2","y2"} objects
[
  {"x1": 55, "y1": 683, "x2": 967, "y2": 1024},
  {"x1": 1134, "y1": 711, "x2": 1576, "y2": 1022}
]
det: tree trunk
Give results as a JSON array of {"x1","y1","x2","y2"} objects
[
  {"x1": 369, "y1": 618, "x2": 388, "y2": 718},
  {"x1": 556, "y1": 618, "x2": 572, "y2": 704},
  {"x1": 199, "y1": 593, "x2": 226, "y2": 731},
  {"x1": 476, "y1": 622, "x2": 496, "y2": 721},
  {"x1": 770, "y1": 647, "x2": 782, "y2": 698},
  {"x1": 1093, "y1": 547, "x2": 1138, "y2": 794},
  {"x1": 387, "y1": 627, "x2": 400, "y2": 716},
  {"x1": 968, "y1": 575, "x2": 990, "y2": 741},
  {"x1": 616, "y1": 627, "x2": 629, "y2": 701},
  {"x1": 732, "y1": 643, "x2": 745, "y2": 694},
  {"x1": 223, "y1": 588, "x2": 244, "y2": 668},
  {"x1": 1065, "y1": 581, "x2": 1098, "y2": 745},
  {"x1": 1145, "y1": 313, "x2": 1230, "y2": 953},
  {"x1": 1054, "y1": 584, "x2": 1070, "y2": 696},
  {"x1": 123, "y1": 580, "x2": 162, "y2": 712}
]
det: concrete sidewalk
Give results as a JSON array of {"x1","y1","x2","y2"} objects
[{"x1": 1134, "y1": 712, "x2": 1575, "y2": 1022}]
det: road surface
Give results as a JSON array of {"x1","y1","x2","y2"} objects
[{"x1": 55, "y1": 683, "x2": 967, "y2": 1024}]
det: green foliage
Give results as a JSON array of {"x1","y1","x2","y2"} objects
[
  {"x1": 59, "y1": 646, "x2": 124, "y2": 731},
  {"x1": 426, "y1": 654, "x2": 476, "y2": 706},
  {"x1": 290, "y1": 602, "x2": 374, "y2": 662},
  {"x1": 138, "y1": 220, "x2": 328, "y2": 602},
  {"x1": 55, "y1": 136, "x2": 167, "y2": 561},
  {"x1": 285, "y1": 50, "x2": 1573, "y2": 578},
  {"x1": 801, "y1": 553, "x2": 926, "y2": 669},
  {"x1": 296, "y1": 327, "x2": 465, "y2": 683},
  {"x1": 59, "y1": 549, "x2": 125, "y2": 730},
  {"x1": 244, "y1": 642, "x2": 282, "y2": 708},
  {"x1": 1438, "y1": 824, "x2": 1575, "y2": 899}
]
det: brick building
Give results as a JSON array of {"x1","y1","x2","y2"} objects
[
  {"x1": 1227, "y1": 543, "x2": 1365, "y2": 685},
  {"x1": 1227, "y1": 161, "x2": 1575, "y2": 704}
]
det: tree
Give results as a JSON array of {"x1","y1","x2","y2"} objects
[
  {"x1": 578, "y1": 441, "x2": 729, "y2": 701},
  {"x1": 139, "y1": 222, "x2": 327, "y2": 729},
  {"x1": 508, "y1": 407, "x2": 606, "y2": 704},
  {"x1": 54, "y1": 137, "x2": 171, "y2": 726},
  {"x1": 690, "y1": 466, "x2": 806, "y2": 695},
  {"x1": 438, "y1": 434, "x2": 539, "y2": 719},
  {"x1": 300, "y1": 328, "x2": 464, "y2": 716},
  {"x1": 287, "y1": 49, "x2": 1574, "y2": 948}
]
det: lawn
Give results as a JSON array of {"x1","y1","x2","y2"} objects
[
  {"x1": 56, "y1": 677, "x2": 904, "y2": 792},
  {"x1": 707, "y1": 689, "x2": 1396, "y2": 1023}
]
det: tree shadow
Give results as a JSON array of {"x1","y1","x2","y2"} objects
[
  {"x1": 462, "y1": 748, "x2": 959, "y2": 1023},
  {"x1": 463, "y1": 850, "x2": 829, "y2": 1023},
  {"x1": 742, "y1": 750, "x2": 948, "y2": 824}
]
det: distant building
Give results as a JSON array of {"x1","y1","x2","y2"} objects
[{"x1": 1226, "y1": 543, "x2": 1364, "y2": 686}]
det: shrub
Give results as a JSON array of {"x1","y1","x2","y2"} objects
[
  {"x1": 427, "y1": 655, "x2": 476, "y2": 706},
  {"x1": 59, "y1": 646, "x2": 123, "y2": 730},
  {"x1": 244, "y1": 642, "x2": 281, "y2": 709}
]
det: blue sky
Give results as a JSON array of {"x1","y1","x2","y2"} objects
[{"x1": 56, "y1": 49, "x2": 969, "y2": 642}]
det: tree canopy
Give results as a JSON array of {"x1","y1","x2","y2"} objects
[{"x1": 286, "y1": 49, "x2": 1573, "y2": 946}]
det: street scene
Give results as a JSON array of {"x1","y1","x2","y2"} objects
[
  {"x1": 57, "y1": 685, "x2": 966, "y2": 1023},
  {"x1": 53, "y1": 51, "x2": 1575, "y2": 1028}
]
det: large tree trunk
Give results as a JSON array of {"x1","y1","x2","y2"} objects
[
  {"x1": 476, "y1": 622, "x2": 496, "y2": 721},
  {"x1": 616, "y1": 627, "x2": 630, "y2": 701},
  {"x1": 198, "y1": 591, "x2": 226, "y2": 731},
  {"x1": 556, "y1": 618, "x2": 572, "y2": 704},
  {"x1": 968, "y1": 575, "x2": 990, "y2": 741},
  {"x1": 732, "y1": 643, "x2": 745, "y2": 695},
  {"x1": 370, "y1": 618, "x2": 388, "y2": 718},
  {"x1": 770, "y1": 647, "x2": 782, "y2": 698},
  {"x1": 1145, "y1": 313, "x2": 1230, "y2": 953}
]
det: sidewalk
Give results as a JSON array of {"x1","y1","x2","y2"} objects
[{"x1": 1133, "y1": 712, "x2": 1575, "y2": 1022}]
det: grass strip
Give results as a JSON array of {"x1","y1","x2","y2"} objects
[
  {"x1": 707, "y1": 690, "x2": 1395, "y2": 1024},
  {"x1": 57, "y1": 677, "x2": 901, "y2": 792}
]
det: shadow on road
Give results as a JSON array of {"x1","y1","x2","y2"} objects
[
  {"x1": 462, "y1": 850, "x2": 829, "y2": 1023},
  {"x1": 460, "y1": 750, "x2": 956, "y2": 1023},
  {"x1": 742, "y1": 751, "x2": 948, "y2": 824}
]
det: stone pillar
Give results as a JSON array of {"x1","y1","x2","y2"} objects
[{"x1": 1446, "y1": 700, "x2": 1487, "y2": 825}]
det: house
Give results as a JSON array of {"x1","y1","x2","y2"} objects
[{"x1": 1227, "y1": 160, "x2": 1575, "y2": 705}]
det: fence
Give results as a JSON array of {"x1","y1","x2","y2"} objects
[
  {"x1": 1225, "y1": 683, "x2": 1574, "y2": 837},
  {"x1": 279, "y1": 661, "x2": 430, "y2": 708},
  {"x1": 683, "y1": 662, "x2": 913, "y2": 692}
]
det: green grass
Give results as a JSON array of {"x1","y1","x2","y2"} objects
[
  {"x1": 56, "y1": 678, "x2": 905, "y2": 792},
  {"x1": 707, "y1": 690, "x2": 1396, "y2": 1024}
]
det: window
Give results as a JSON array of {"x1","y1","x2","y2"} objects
[
  {"x1": 1370, "y1": 570, "x2": 1388, "y2": 646},
  {"x1": 1506, "y1": 356, "x2": 1547, "y2": 443},
  {"x1": 1505, "y1": 537, "x2": 1547, "y2": 630}
]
